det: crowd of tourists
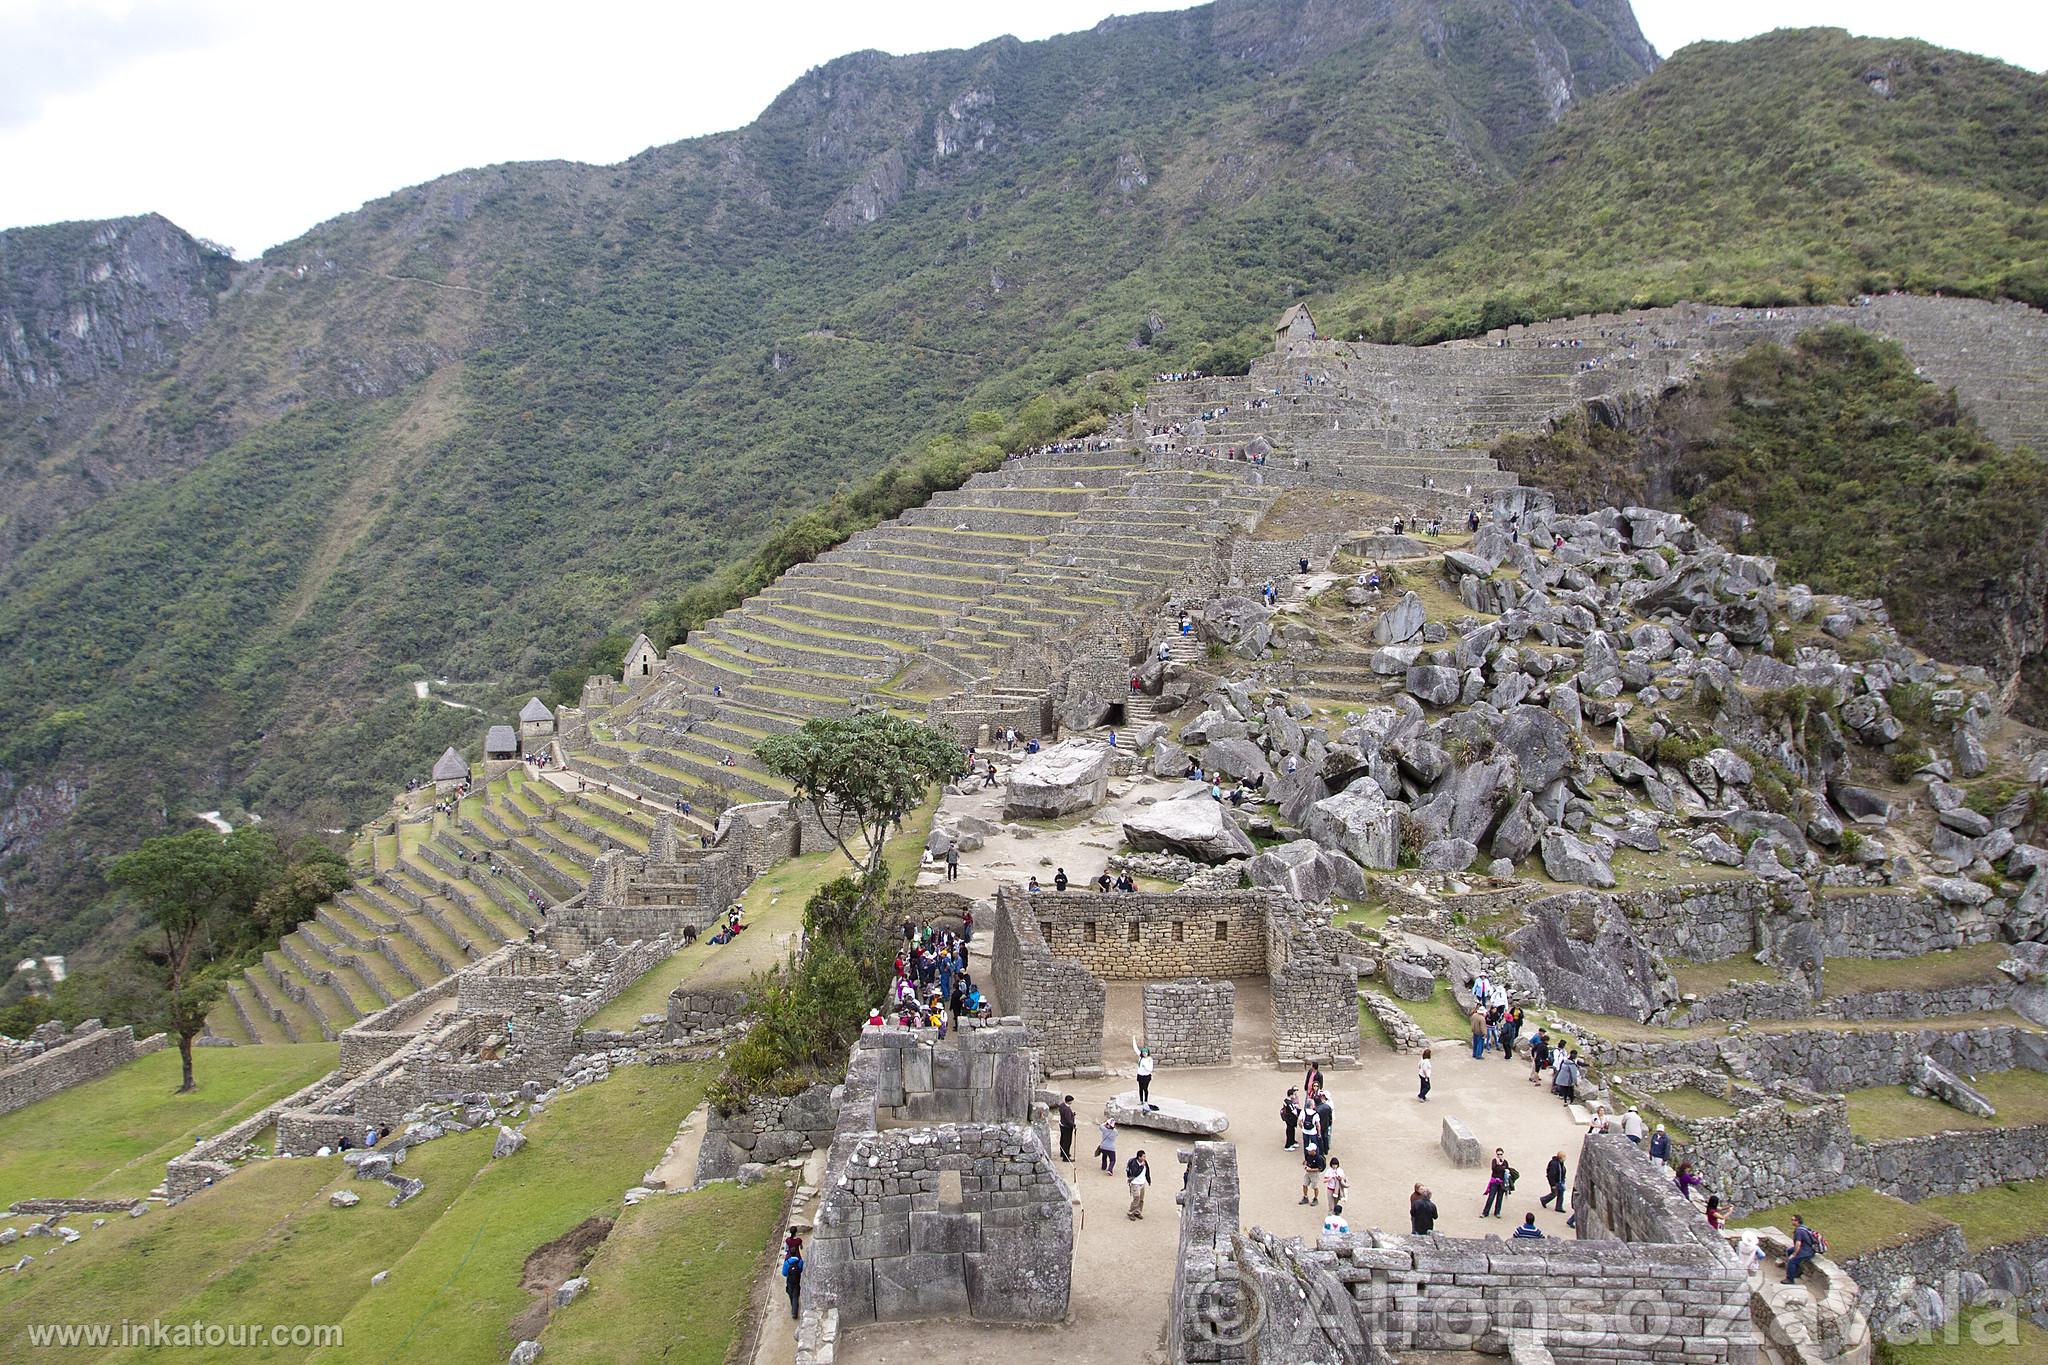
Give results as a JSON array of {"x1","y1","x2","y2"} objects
[{"x1": 866, "y1": 917, "x2": 989, "y2": 1035}]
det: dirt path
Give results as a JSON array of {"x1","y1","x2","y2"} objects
[{"x1": 836, "y1": 985, "x2": 1586, "y2": 1364}]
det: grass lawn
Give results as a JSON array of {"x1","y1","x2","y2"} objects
[
  {"x1": 1356, "y1": 1001, "x2": 1394, "y2": 1050},
  {"x1": 1821, "y1": 943, "x2": 2010, "y2": 997},
  {"x1": 0, "y1": 1060, "x2": 715, "y2": 1364},
  {"x1": 1920, "y1": 1178, "x2": 2048, "y2": 1252},
  {"x1": 1668, "y1": 954, "x2": 1782, "y2": 998},
  {"x1": 1879, "y1": 1308, "x2": 2048, "y2": 1364},
  {"x1": 1404, "y1": 982, "x2": 1477, "y2": 1043},
  {"x1": 1731, "y1": 1187, "x2": 1956, "y2": 1260},
  {"x1": 1649, "y1": 1085, "x2": 1740, "y2": 1122},
  {"x1": 1332, "y1": 901, "x2": 1391, "y2": 932},
  {"x1": 0, "y1": 1043, "x2": 337, "y2": 1205},
  {"x1": 540, "y1": 1179, "x2": 785, "y2": 1363},
  {"x1": 1845, "y1": 1069, "x2": 2048, "y2": 1141}
]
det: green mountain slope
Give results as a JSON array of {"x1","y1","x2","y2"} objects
[
  {"x1": 1322, "y1": 27, "x2": 2048, "y2": 341},
  {"x1": 0, "y1": 0, "x2": 1657, "y2": 952}
]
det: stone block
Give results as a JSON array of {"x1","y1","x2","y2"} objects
[
  {"x1": 871, "y1": 1252, "x2": 970, "y2": 1321},
  {"x1": 1104, "y1": 1092, "x2": 1228, "y2": 1136},
  {"x1": 1439, "y1": 1117, "x2": 1482, "y2": 1167}
]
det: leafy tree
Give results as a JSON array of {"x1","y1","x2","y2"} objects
[
  {"x1": 107, "y1": 827, "x2": 274, "y2": 1091},
  {"x1": 756, "y1": 714, "x2": 964, "y2": 883},
  {"x1": 251, "y1": 840, "x2": 352, "y2": 941}
]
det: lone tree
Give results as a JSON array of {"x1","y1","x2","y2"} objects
[
  {"x1": 108, "y1": 826, "x2": 274, "y2": 1092},
  {"x1": 757, "y1": 712, "x2": 964, "y2": 884}
]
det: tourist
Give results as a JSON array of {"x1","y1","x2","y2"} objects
[
  {"x1": 1027, "y1": 876, "x2": 1042, "y2": 894},
  {"x1": 1417, "y1": 1048, "x2": 1432, "y2": 1102},
  {"x1": 1108, "y1": 728, "x2": 1118, "y2": 748},
  {"x1": 1541, "y1": 1151, "x2": 1567, "y2": 1210},
  {"x1": 1298, "y1": 556, "x2": 1310, "y2": 574},
  {"x1": 1469, "y1": 1005, "x2": 1487, "y2": 1060},
  {"x1": 1622, "y1": 1106, "x2": 1646, "y2": 1144},
  {"x1": 1095, "y1": 871, "x2": 1114, "y2": 893},
  {"x1": 1586, "y1": 1103, "x2": 1617, "y2": 1136},
  {"x1": 1409, "y1": 1184, "x2": 1437, "y2": 1234},
  {"x1": 1281, "y1": 1087, "x2": 1302, "y2": 1150},
  {"x1": 1783, "y1": 1214, "x2": 1821, "y2": 1283},
  {"x1": 1096, "y1": 1117, "x2": 1118, "y2": 1173},
  {"x1": 945, "y1": 844, "x2": 960, "y2": 881},
  {"x1": 1527, "y1": 1027, "x2": 1550, "y2": 1084},
  {"x1": 1513, "y1": 1212, "x2": 1545, "y2": 1239},
  {"x1": 1298, "y1": 1101, "x2": 1321, "y2": 1155},
  {"x1": 1315, "y1": 1091, "x2": 1335, "y2": 1158},
  {"x1": 1648, "y1": 1123, "x2": 1671, "y2": 1164},
  {"x1": 1500, "y1": 1007, "x2": 1522, "y2": 1061},
  {"x1": 1126, "y1": 1150, "x2": 1151, "y2": 1220},
  {"x1": 1058, "y1": 1094, "x2": 1077, "y2": 1161},
  {"x1": 1675, "y1": 1161, "x2": 1706, "y2": 1205},
  {"x1": 1054, "y1": 867, "x2": 1069, "y2": 891},
  {"x1": 1552, "y1": 1051, "x2": 1579, "y2": 1105},
  {"x1": 1134, "y1": 1042, "x2": 1155, "y2": 1104},
  {"x1": 1303, "y1": 1059, "x2": 1323, "y2": 1095},
  {"x1": 983, "y1": 760, "x2": 998, "y2": 788},
  {"x1": 1705, "y1": 1195, "x2": 1725, "y2": 1231},
  {"x1": 1300, "y1": 1136, "x2": 1325, "y2": 1206},
  {"x1": 782, "y1": 1245, "x2": 804, "y2": 1318},
  {"x1": 1481, "y1": 1149, "x2": 1511, "y2": 1218},
  {"x1": 1323, "y1": 1157, "x2": 1348, "y2": 1216}
]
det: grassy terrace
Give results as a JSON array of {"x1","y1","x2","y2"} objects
[
  {"x1": 1921, "y1": 1178, "x2": 2048, "y2": 1252},
  {"x1": 1549, "y1": 1007, "x2": 2044, "y2": 1045},
  {"x1": 1845, "y1": 1069, "x2": 2048, "y2": 1141},
  {"x1": 1731, "y1": 1187, "x2": 1954, "y2": 1260},
  {"x1": 0, "y1": 1043, "x2": 337, "y2": 1205},
  {"x1": 1668, "y1": 954, "x2": 1783, "y2": 998},
  {"x1": 1820, "y1": 942, "x2": 2010, "y2": 996}
]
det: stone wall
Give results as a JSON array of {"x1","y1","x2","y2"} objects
[
  {"x1": 988, "y1": 892, "x2": 1107, "y2": 1073},
  {"x1": 804, "y1": 1122, "x2": 1073, "y2": 1328},
  {"x1": 1818, "y1": 890, "x2": 2001, "y2": 957},
  {"x1": 0, "y1": 1024, "x2": 166, "y2": 1118},
  {"x1": 1143, "y1": 979, "x2": 1234, "y2": 1066},
  {"x1": 1265, "y1": 913, "x2": 1363, "y2": 1064},
  {"x1": 1171, "y1": 1141, "x2": 1251, "y2": 1365},
  {"x1": 1013, "y1": 889, "x2": 1271, "y2": 980},
  {"x1": 665, "y1": 985, "x2": 748, "y2": 1039},
  {"x1": 1584, "y1": 1021, "x2": 2048, "y2": 1091},
  {"x1": 695, "y1": 1081, "x2": 842, "y2": 1181},
  {"x1": 1861, "y1": 1124, "x2": 2048, "y2": 1201},
  {"x1": 867, "y1": 1020, "x2": 1039, "y2": 1126}
]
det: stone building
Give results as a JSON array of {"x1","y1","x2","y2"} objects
[
  {"x1": 517, "y1": 696, "x2": 556, "y2": 745},
  {"x1": 483, "y1": 725, "x2": 519, "y2": 761},
  {"x1": 430, "y1": 746, "x2": 470, "y2": 795},
  {"x1": 620, "y1": 632, "x2": 660, "y2": 683},
  {"x1": 1275, "y1": 302, "x2": 1317, "y2": 343}
]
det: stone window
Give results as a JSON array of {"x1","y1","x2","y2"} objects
[
  {"x1": 1215, "y1": 920, "x2": 1229, "y2": 942},
  {"x1": 1128, "y1": 922, "x2": 1141, "y2": 943},
  {"x1": 1040, "y1": 921, "x2": 1053, "y2": 940},
  {"x1": 1084, "y1": 921, "x2": 1097, "y2": 943},
  {"x1": 1174, "y1": 921, "x2": 1185, "y2": 942}
]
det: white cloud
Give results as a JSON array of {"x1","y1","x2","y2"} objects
[{"x1": 0, "y1": 0, "x2": 2039, "y2": 255}]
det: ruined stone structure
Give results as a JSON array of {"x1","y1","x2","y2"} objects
[
  {"x1": 1171, "y1": 1135, "x2": 1764, "y2": 1365},
  {"x1": 0, "y1": 1022, "x2": 166, "y2": 1118},
  {"x1": 988, "y1": 888, "x2": 1360, "y2": 1072}
]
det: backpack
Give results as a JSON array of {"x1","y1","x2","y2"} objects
[
  {"x1": 1811, "y1": 1228, "x2": 1828, "y2": 1255},
  {"x1": 1506, "y1": 1167, "x2": 1520, "y2": 1191}
]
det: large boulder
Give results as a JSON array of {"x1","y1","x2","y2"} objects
[
  {"x1": 1203, "y1": 736, "x2": 1275, "y2": 784},
  {"x1": 1419, "y1": 837, "x2": 1478, "y2": 872},
  {"x1": 1243, "y1": 840, "x2": 1369, "y2": 904},
  {"x1": 1373, "y1": 591, "x2": 1427, "y2": 645},
  {"x1": 1508, "y1": 892, "x2": 1675, "y2": 1016},
  {"x1": 1199, "y1": 596, "x2": 1273, "y2": 654},
  {"x1": 1540, "y1": 829, "x2": 1615, "y2": 888},
  {"x1": 1489, "y1": 793, "x2": 1543, "y2": 864},
  {"x1": 1384, "y1": 959, "x2": 1436, "y2": 1001},
  {"x1": 1004, "y1": 741, "x2": 1110, "y2": 819},
  {"x1": 1123, "y1": 796, "x2": 1257, "y2": 863},
  {"x1": 1306, "y1": 788, "x2": 1404, "y2": 870},
  {"x1": 1405, "y1": 665, "x2": 1460, "y2": 708}
]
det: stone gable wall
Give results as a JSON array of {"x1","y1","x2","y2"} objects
[
  {"x1": 1143, "y1": 979, "x2": 1234, "y2": 1066},
  {"x1": 1017, "y1": 890, "x2": 1271, "y2": 980},
  {"x1": 804, "y1": 1122, "x2": 1073, "y2": 1328}
]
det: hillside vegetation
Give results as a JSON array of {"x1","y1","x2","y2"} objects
[{"x1": 1324, "y1": 29, "x2": 2048, "y2": 341}]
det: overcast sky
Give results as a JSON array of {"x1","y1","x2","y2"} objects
[{"x1": 1, "y1": 0, "x2": 2040, "y2": 255}]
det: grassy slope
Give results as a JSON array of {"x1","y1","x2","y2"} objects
[
  {"x1": 0, "y1": 1043, "x2": 335, "y2": 1204},
  {"x1": 1323, "y1": 28, "x2": 2048, "y2": 342},
  {"x1": 0, "y1": 1061, "x2": 713, "y2": 1362},
  {"x1": 1921, "y1": 1178, "x2": 2048, "y2": 1253},
  {"x1": 1730, "y1": 1186, "x2": 1953, "y2": 1259},
  {"x1": 539, "y1": 1181, "x2": 785, "y2": 1364},
  {"x1": 1845, "y1": 1070, "x2": 2048, "y2": 1141}
]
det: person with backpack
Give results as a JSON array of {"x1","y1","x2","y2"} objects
[
  {"x1": 1126, "y1": 1150, "x2": 1151, "y2": 1220},
  {"x1": 781, "y1": 1246, "x2": 804, "y2": 1319},
  {"x1": 1281, "y1": 1087, "x2": 1302, "y2": 1150},
  {"x1": 1481, "y1": 1149, "x2": 1511, "y2": 1218},
  {"x1": 1784, "y1": 1214, "x2": 1823, "y2": 1283},
  {"x1": 1299, "y1": 1136, "x2": 1326, "y2": 1206}
]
